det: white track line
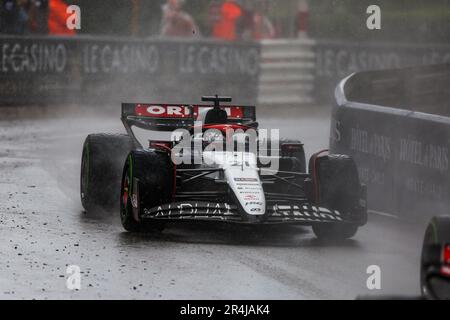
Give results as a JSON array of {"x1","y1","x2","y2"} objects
[{"x1": 368, "y1": 209, "x2": 400, "y2": 219}]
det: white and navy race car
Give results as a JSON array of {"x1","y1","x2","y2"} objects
[{"x1": 80, "y1": 96, "x2": 367, "y2": 239}]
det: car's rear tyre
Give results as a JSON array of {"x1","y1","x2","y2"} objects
[
  {"x1": 309, "y1": 154, "x2": 363, "y2": 240},
  {"x1": 420, "y1": 216, "x2": 450, "y2": 299},
  {"x1": 120, "y1": 150, "x2": 174, "y2": 232},
  {"x1": 80, "y1": 133, "x2": 132, "y2": 214}
]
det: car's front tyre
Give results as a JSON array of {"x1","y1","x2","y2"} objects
[
  {"x1": 120, "y1": 150, "x2": 173, "y2": 232},
  {"x1": 309, "y1": 154, "x2": 365, "y2": 240}
]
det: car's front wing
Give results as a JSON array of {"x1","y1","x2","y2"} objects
[{"x1": 141, "y1": 201, "x2": 366, "y2": 225}]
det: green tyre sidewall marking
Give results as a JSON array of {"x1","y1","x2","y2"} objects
[{"x1": 430, "y1": 220, "x2": 438, "y2": 243}]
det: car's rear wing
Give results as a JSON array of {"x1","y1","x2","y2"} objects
[{"x1": 121, "y1": 103, "x2": 256, "y2": 132}]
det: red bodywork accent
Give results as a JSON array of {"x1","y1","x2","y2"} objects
[
  {"x1": 149, "y1": 141, "x2": 172, "y2": 150},
  {"x1": 201, "y1": 123, "x2": 250, "y2": 132},
  {"x1": 134, "y1": 104, "x2": 245, "y2": 120},
  {"x1": 439, "y1": 244, "x2": 450, "y2": 277},
  {"x1": 193, "y1": 106, "x2": 244, "y2": 120},
  {"x1": 135, "y1": 104, "x2": 191, "y2": 118},
  {"x1": 443, "y1": 244, "x2": 450, "y2": 265}
]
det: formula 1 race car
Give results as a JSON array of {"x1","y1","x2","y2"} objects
[
  {"x1": 421, "y1": 216, "x2": 450, "y2": 299},
  {"x1": 80, "y1": 96, "x2": 367, "y2": 239}
]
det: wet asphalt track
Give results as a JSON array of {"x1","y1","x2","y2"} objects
[{"x1": 0, "y1": 105, "x2": 428, "y2": 299}]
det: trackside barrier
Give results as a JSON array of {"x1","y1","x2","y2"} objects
[
  {"x1": 330, "y1": 64, "x2": 450, "y2": 220},
  {"x1": 315, "y1": 40, "x2": 450, "y2": 103},
  {"x1": 2, "y1": 36, "x2": 450, "y2": 109},
  {"x1": 0, "y1": 36, "x2": 260, "y2": 106},
  {"x1": 258, "y1": 39, "x2": 315, "y2": 106},
  {"x1": 258, "y1": 40, "x2": 450, "y2": 107}
]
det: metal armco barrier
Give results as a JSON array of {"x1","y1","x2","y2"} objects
[
  {"x1": 258, "y1": 39, "x2": 315, "y2": 106},
  {"x1": 330, "y1": 64, "x2": 450, "y2": 220},
  {"x1": 0, "y1": 36, "x2": 260, "y2": 106}
]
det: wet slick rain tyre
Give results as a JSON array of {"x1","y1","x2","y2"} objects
[
  {"x1": 80, "y1": 133, "x2": 132, "y2": 214},
  {"x1": 120, "y1": 150, "x2": 173, "y2": 232},
  {"x1": 310, "y1": 154, "x2": 360, "y2": 240}
]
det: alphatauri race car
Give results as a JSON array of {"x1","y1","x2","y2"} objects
[{"x1": 80, "y1": 96, "x2": 367, "y2": 239}]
